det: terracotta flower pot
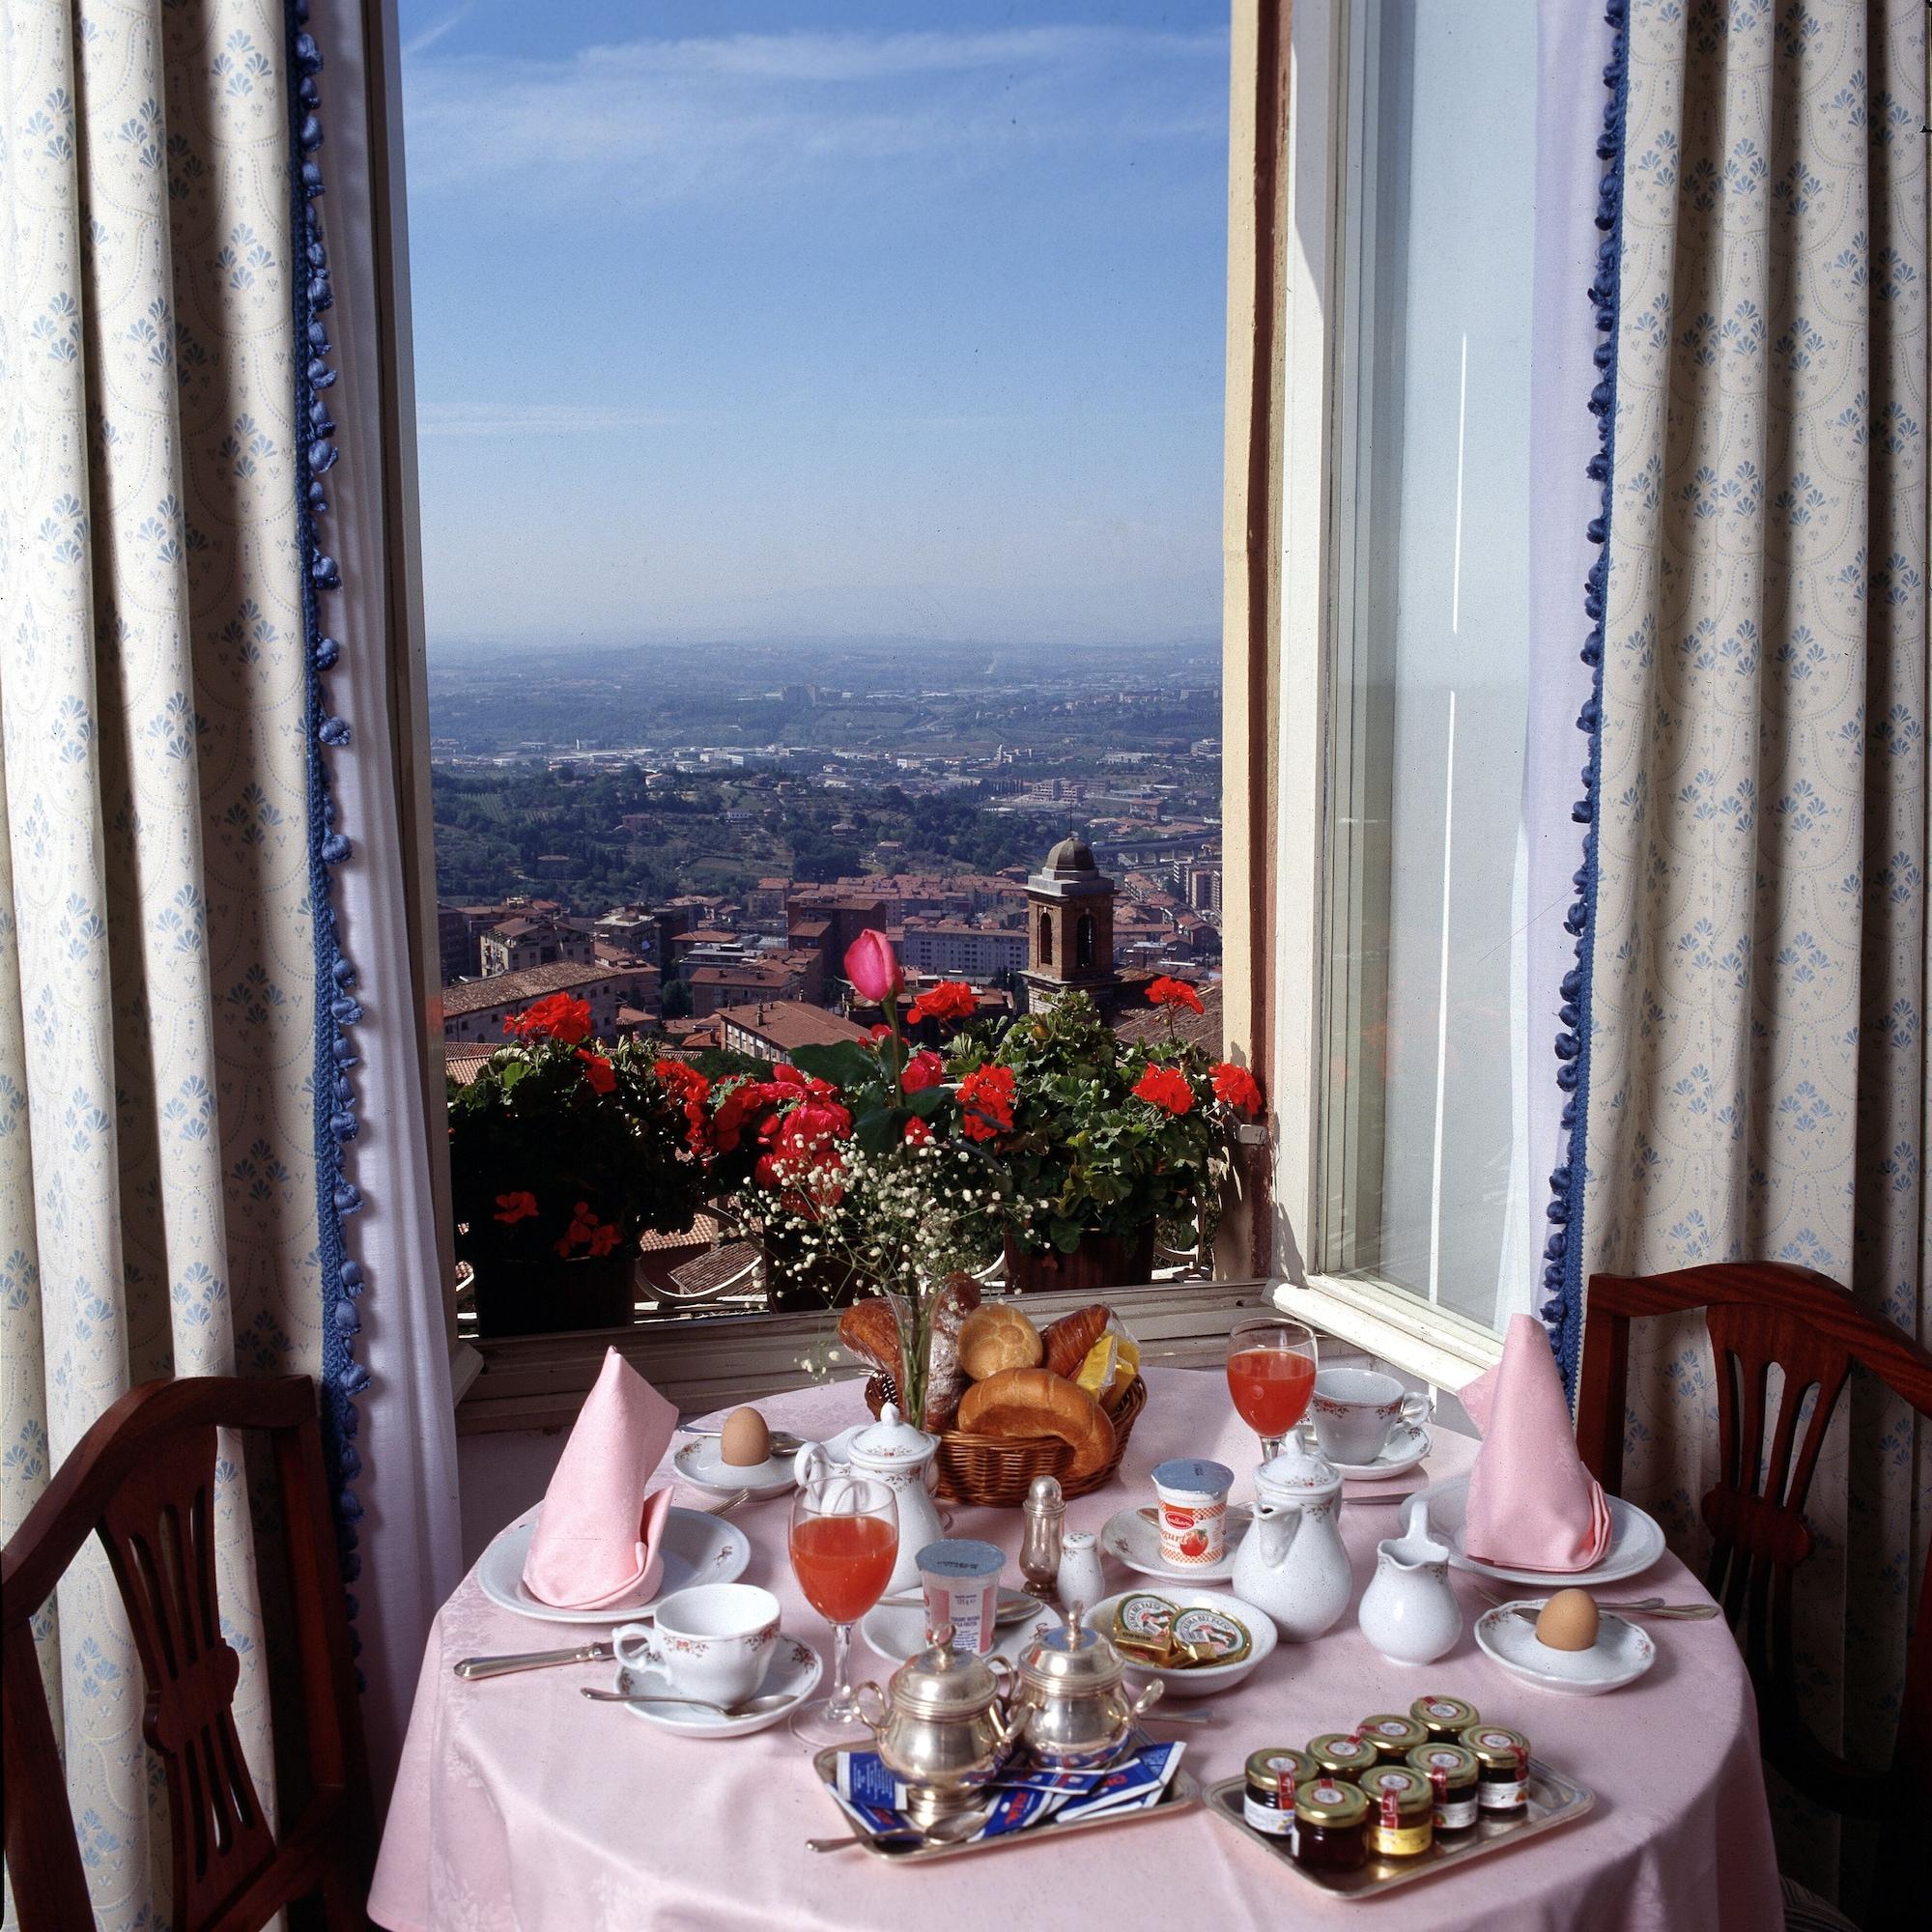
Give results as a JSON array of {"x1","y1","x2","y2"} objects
[
  {"x1": 469, "y1": 1255, "x2": 639, "y2": 1338},
  {"x1": 1002, "y1": 1226, "x2": 1156, "y2": 1295}
]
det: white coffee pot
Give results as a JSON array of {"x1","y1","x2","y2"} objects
[
  {"x1": 1232, "y1": 1444, "x2": 1351, "y2": 1642},
  {"x1": 1356, "y1": 1494, "x2": 1463, "y2": 1665},
  {"x1": 793, "y1": 1404, "x2": 946, "y2": 1596}
]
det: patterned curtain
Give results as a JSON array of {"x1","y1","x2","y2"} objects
[
  {"x1": 1, "y1": 2, "x2": 325, "y2": 1922},
  {"x1": 1562, "y1": 0, "x2": 1926, "y2": 1902}
]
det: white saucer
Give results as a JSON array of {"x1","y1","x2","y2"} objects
[
  {"x1": 860, "y1": 1594, "x2": 1060, "y2": 1666},
  {"x1": 477, "y1": 1507, "x2": 752, "y2": 1626},
  {"x1": 672, "y1": 1438, "x2": 796, "y2": 1498},
  {"x1": 1474, "y1": 1602, "x2": 1657, "y2": 1695},
  {"x1": 1413, "y1": 1475, "x2": 1665, "y2": 1587},
  {"x1": 1090, "y1": 1586, "x2": 1276, "y2": 1697},
  {"x1": 1099, "y1": 1505, "x2": 1241, "y2": 1584},
  {"x1": 612, "y1": 1631, "x2": 822, "y2": 1738},
  {"x1": 1301, "y1": 1421, "x2": 1432, "y2": 1481}
]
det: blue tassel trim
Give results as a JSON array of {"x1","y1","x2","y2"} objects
[
  {"x1": 284, "y1": 0, "x2": 368, "y2": 1673},
  {"x1": 1541, "y1": 0, "x2": 1631, "y2": 1406}
]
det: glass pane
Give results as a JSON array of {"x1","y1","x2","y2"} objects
[{"x1": 1322, "y1": 0, "x2": 1537, "y2": 1330}]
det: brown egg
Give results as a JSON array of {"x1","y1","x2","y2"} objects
[
  {"x1": 1533, "y1": 1587, "x2": 1601, "y2": 1652},
  {"x1": 718, "y1": 1406, "x2": 771, "y2": 1467}
]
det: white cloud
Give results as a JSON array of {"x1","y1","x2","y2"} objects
[{"x1": 398, "y1": 23, "x2": 1227, "y2": 206}]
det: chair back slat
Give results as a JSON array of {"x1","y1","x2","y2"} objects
[
  {"x1": 0, "y1": 1377, "x2": 373, "y2": 1932},
  {"x1": 1577, "y1": 1263, "x2": 1932, "y2": 1929}
]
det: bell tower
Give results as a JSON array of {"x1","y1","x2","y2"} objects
[{"x1": 1021, "y1": 836, "x2": 1118, "y2": 1013}]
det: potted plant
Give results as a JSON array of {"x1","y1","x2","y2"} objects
[
  {"x1": 448, "y1": 993, "x2": 709, "y2": 1337},
  {"x1": 955, "y1": 982, "x2": 1264, "y2": 1292}
]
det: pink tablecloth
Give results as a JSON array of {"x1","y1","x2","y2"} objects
[{"x1": 371, "y1": 1367, "x2": 1780, "y2": 1932}]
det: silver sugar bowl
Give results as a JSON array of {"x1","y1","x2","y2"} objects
[
  {"x1": 854, "y1": 1625, "x2": 1027, "y2": 1824},
  {"x1": 1009, "y1": 1602, "x2": 1162, "y2": 1765}
]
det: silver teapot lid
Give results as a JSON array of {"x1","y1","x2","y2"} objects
[
  {"x1": 889, "y1": 1625, "x2": 1005, "y2": 1719},
  {"x1": 1017, "y1": 1602, "x2": 1123, "y2": 1694}
]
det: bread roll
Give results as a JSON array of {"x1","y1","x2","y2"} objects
[
  {"x1": 838, "y1": 1298, "x2": 903, "y2": 1380},
  {"x1": 957, "y1": 1303, "x2": 1043, "y2": 1380},
  {"x1": 956, "y1": 1367, "x2": 1116, "y2": 1480},
  {"x1": 1041, "y1": 1303, "x2": 1111, "y2": 1379}
]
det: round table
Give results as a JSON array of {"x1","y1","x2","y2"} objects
[{"x1": 370, "y1": 1366, "x2": 1781, "y2": 1931}]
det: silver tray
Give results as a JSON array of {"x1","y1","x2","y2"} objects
[
  {"x1": 811, "y1": 1749, "x2": 1200, "y2": 1864},
  {"x1": 1204, "y1": 1756, "x2": 1593, "y2": 1901}
]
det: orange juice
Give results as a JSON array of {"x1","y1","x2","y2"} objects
[
  {"x1": 1227, "y1": 1348, "x2": 1316, "y2": 1435},
  {"x1": 789, "y1": 1513, "x2": 897, "y2": 1623}
]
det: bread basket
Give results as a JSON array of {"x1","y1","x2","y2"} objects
[{"x1": 865, "y1": 1372, "x2": 1146, "y2": 1506}]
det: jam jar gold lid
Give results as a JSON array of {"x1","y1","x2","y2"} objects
[
  {"x1": 1359, "y1": 1713, "x2": 1429, "y2": 1755},
  {"x1": 1293, "y1": 1777, "x2": 1370, "y2": 1827},
  {"x1": 1360, "y1": 1765, "x2": 1433, "y2": 1818},
  {"x1": 888, "y1": 1624, "x2": 1006, "y2": 1720},
  {"x1": 1246, "y1": 1747, "x2": 1317, "y2": 1792},
  {"x1": 1017, "y1": 1602, "x2": 1124, "y2": 1696},
  {"x1": 1460, "y1": 1723, "x2": 1531, "y2": 1770},
  {"x1": 1307, "y1": 1731, "x2": 1377, "y2": 1776},
  {"x1": 1411, "y1": 1693, "x2": 1480, "y2": 1735},
  {"x1": 1406, "y1": 1742, "x2": 1479, "y2": 1789}
]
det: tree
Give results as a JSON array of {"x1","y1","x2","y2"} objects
[{"x1": 660, "y1": 978, "x2": 694, "y2": 1020}]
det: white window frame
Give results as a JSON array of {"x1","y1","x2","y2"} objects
[{"x1": 1260, "y1": 0, "x2": 1502, "y2": 1391}]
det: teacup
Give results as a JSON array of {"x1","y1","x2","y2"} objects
[
  {"x1": 1151, "y1": 1458, "x2": 1235, "y2": 1567},
  {"x1": 1307, "y1": 1368, "x2": 1431, "y2": 1466},
  {"x1": 613, "y1": 1582, "x2": 781, "y2": 1709}
]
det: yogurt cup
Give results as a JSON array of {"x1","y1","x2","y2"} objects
[
  {"x1": 1151, "y1": 1458, "x2": 1235, "y2": 1568},
  {"x1": 916, "y1": 1539, "x2": 1006, "y2": 1655}
]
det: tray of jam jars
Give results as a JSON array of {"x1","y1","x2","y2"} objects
[{"x1": 1203, "y1": 1710, "x2": 1593, "y2": 1901}]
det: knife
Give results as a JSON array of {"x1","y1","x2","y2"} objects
[{"x1": 454, "y1": 1641, "x2": 615, "y2": 1681}]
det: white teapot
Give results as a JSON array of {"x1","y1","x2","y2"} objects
[
  {"x1": 1232, "y1": 1444, "x2": 1351, "y2": 1642},
  {"x1": 1357, "y1": 1494, "x2": 1462, "y2": 1665},
  {"x1": 793, "y1": 1404, "x2": 946, "y2": 1596}
]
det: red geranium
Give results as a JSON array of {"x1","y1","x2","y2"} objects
[
  {"x1": 753, "y1": 1087, "x2": 852, "y2": 1188},
  {"x1": 902, "y1": 1117, "x2": 933, "y2": 1145},
  {"x1": 1210, "y1": 1062, "x2": 1264, "y2": 1117},
  {"x1": 505, "y1": 992, "x2": 593, "y2": 1043},
  {"x1": 493, "y1": 1190, "x2": 538, "y2": 1224},
  {"x1": 1148, "y1": 976, "x2": 1205, "y2": 1016},
  {"x1": 554, "y1": 1199, "x2": 623, "y2": 1258},
  {"x1": 901, "y1": 1049, "x2": 945, "y2": 1094},
  {"x1": 653, "y1": 1057, "x2": 714, "y2": 1151},
  {"x1": 1132, "y1": 1065, "x2": 1195, "y2": 1115},
  {"x1": 958, "y1": 1063, "x2": 1016, "y2": 1141},
  {"x1": 576, "y1": 1050, "x2": 615, "y2": 1095},
  {"x1": 906, "y1": 980, "x2": 978, "y2": 1026}
]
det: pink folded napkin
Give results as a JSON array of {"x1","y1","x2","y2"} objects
[
  {"x1": 1460, "y1": 1315, "x2": 1612, "y2": 1573},
  {"x1": 522, "y1": 1349, "x2": 678, "y2": 1609}
]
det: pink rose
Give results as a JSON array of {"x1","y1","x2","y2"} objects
[
  {"x1": 901, "y1": 1049, "x2": 944, "y2": 1094},
  {"x1": 843, "y1": 928, "x2": 904, "y2": 1003}
]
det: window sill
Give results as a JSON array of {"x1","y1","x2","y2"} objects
[{"x1": 1272, "y1": 1275, "x2": 1503, "y2": 1392}]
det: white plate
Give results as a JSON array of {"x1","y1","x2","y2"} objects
[
  {"x1": 612, "y1": 1631, "x2": 822, "y2": 1738},
  {"x1": 1099, "y1": 1506, "x2": 1241, "y2": 1584},
  {"x1": 1299, "y1": 1420, "x2": 1433, "y2": 1481},
  {"x1": 672, "y1": 1438, "x2": 796, "y2": 1497},
  {"x1": 477, "y1": 1508, "x2": 751, "y2": 1626},
  {"x1": 1090, "y1": 1587, "x2": 1276, "y2": 1697},
  {"x1": 1474, "y1": 1603, "x2": 1657, "y2": 1695},
  {"x1": 1414, "y1": 1475, "x2": 1665, "y2": 1587},
  {"x1": 860, "y1": 1595, "x2": 1061, "y2": 1667}
]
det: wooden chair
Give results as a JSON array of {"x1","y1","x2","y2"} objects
[
  {"x1": 3, "y1": 1377, "x2": 374, "y2": 1930},
  {"x1": 1576, "y1": 1262, "x2": 1932, "y2": 1930}
]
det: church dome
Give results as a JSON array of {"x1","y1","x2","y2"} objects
[{"x1": 1043, "y1": 836, "x2": 1096, "y2": 872}]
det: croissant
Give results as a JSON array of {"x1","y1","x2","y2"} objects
[
  {"x1": 1041, "y1": 1303, "x2": 1111, "y2": 1379},
  {"x1": 838, "y1": 1297, "x2": 903, "y2": 1379}
]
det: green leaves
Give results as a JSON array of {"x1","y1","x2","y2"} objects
[{"x1": 790, "y1": 1040, "x2": 879, "y2": 1092}]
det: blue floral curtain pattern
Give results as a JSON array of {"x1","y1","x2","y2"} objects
[
  {"x1": 1574, "y1": 0, "x2": 1925, "y2": 1897},
  {"x1": 1, "y1": 1, "x2": 322, "y2": 1922}
]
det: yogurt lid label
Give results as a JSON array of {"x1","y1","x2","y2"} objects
[{"x1": 915, "y1": 1540, "x2": 1005, "y2": 1578}]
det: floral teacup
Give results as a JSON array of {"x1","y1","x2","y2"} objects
[
  {"x1": 614, "y1": 1583, "x2": 780, "y2": 1708},
  {"x1": 1307, "y1": 1368, "x2": 1431, "y2": 1466}
]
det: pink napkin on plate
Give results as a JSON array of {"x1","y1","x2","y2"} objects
[
  {"x1": 522, "y1": 1348, "x2": 678, "y2": 1609},
  {"x1": 1460, "y1": 1314, "x2": 1612, "y2": 1573}
]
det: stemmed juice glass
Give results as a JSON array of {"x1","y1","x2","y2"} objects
[
  {"x1": 788, "y1": 1472, "x2": 898, "y2": 1747},
  {"x1": 1226, "y1": 1314, "x2": 1319, "y2": 1464}
]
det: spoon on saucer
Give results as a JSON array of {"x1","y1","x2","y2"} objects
[{"x1": 580, "y1": 1686, "x2": 797, "y2": 1718}]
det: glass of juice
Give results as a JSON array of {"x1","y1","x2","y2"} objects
[
  {"x1": 788, "y1": 1473, "x2": 899, "y2": 1747},
  {"x1": 1226, "y1": 1315, "x2": 1319, "y2": 1464}
]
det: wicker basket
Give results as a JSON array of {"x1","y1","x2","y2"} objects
[{"x1": 864, "y1": 1372, "x2": 1147, "y2": 1506}]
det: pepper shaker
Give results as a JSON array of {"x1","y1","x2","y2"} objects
[{"x1": 1019, "y1": 1474, "x2": 1065, "y2": 1603}]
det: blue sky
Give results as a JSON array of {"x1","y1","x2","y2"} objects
[{"x1": 395, "y1": 2, "x2": 1230, "y2": 650}]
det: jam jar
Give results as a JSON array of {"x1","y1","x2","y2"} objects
[
  {"x1": 1307, "y1": 1730, "x2": 1376, "y2": 1781},
  {"x1": 1293, "y1": 1777, "x2": 1370, "y2": 1873},
  {"x1": 1360, "y1": 1765, "x2": 1435, "y2": 1859},
  {"x1": 1358, "y1": 1713, "x2": 1428, "y2": 1763},
  {"x1": 1243, "y1": 1747, "x2": 1317, "y2": 1846},
  {"x1": 1406, "y1": 1741, "x2": 1481, "y2": 1834},
  {"x1": 1460, "y1": 1723, "x2": 1532, "y2": 1815},
  {"x1": 1410, "y1": 1693, "x2": 1480, "y2": 1744}
]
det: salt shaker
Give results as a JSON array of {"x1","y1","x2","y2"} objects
[
  {"x1": 1019, "y1": 1474, "x2": 1065, "y2": 1603},
  {"x1": 1057, "y1": 1529, "x2": 1107, "y2": 1618}
]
